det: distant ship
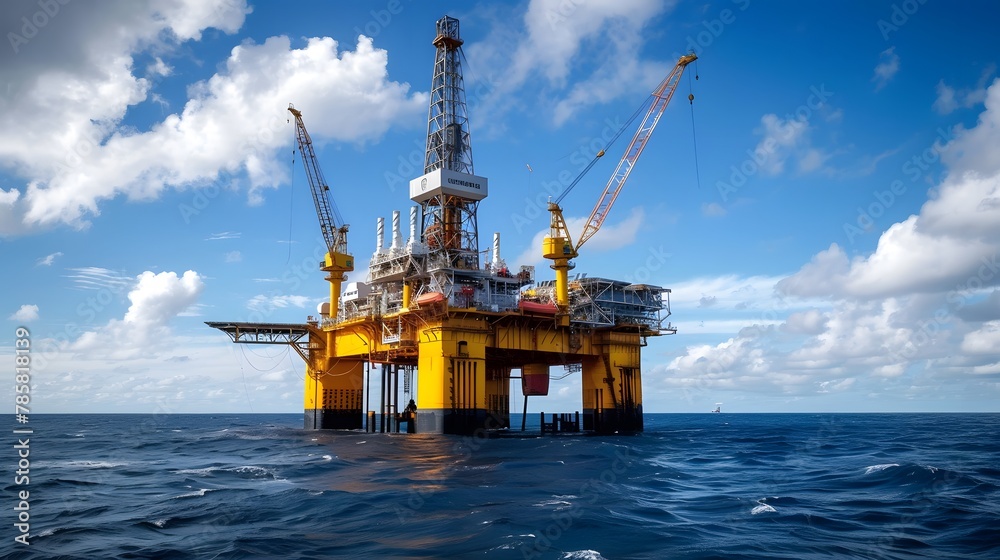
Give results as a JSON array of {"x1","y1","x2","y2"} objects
[{"x1": 711, "y1": 403, "x2": 722, "y2": 413}]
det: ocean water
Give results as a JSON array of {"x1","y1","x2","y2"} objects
[{"x1": 3, "y1": 413, "x2": 999, "y2": 559}]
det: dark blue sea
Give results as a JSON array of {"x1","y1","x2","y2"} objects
[{"x1": 3, "y1": 413, "x2": 999, "y2": 559}]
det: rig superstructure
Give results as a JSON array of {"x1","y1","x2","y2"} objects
[{"x1": 208, "y1": 16, "x2": 693, "y2": 435}]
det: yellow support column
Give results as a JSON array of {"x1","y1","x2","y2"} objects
[
  {"x1": 414, "y1": 317, "x2": 490, "y2": 434},
  {"x1": 485, "y1": 364, "x2": 511, "y2": 429},
  {"x1": 552, "y1": 259, "x2": 570, "y2": 327},
  {"x1": 304, "y1": 347, "x2": 365, "y2": 429},
  {"x1": 581, "y1": 331, "x2": 644, "y2": 433},
  {"x1": 402, "y1": 282, "x2": 412, "y2": 311},
  {"x1": 327, "y1": 275, "x2": 341, "y2": 319}
]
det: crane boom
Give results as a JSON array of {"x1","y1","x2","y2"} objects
[
  {"x1": 575, "y1": 53, "x2": 697, "y2": 251},
  {"x1": 287, "y1": 104, "x2": 353, "y2": 321},
  {"x1": 541, "y1": 53, "x2": 697, "y2": 324},
  {"x1": 288, "y1": 105, "x2": 348, "y2": 256}
]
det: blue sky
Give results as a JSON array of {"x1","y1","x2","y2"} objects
[{"x1": 2, "y1": 0, "x2": 998, "y2": 414}]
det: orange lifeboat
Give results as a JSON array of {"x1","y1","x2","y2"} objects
[
  {"x1": 518, "y1": 300, "x2": 558, "y2": 315},
  {"x1": 415, "y1": 292, "x2": 446, "y2": 306}
]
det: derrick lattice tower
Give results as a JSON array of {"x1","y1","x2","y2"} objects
[
  {"x1": 411, "y1": 16, "x2": 487, "y2": 291},
  {"x1": 424, "y1": 16, "x2": 473, "y2": 176}
]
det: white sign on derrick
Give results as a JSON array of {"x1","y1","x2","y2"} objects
[{"x1": 409, "y1": 168, "x2": 489, "y2": 203}]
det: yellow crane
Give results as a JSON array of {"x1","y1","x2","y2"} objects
[
  {"x1": 543, "y1": 53, "x2": 697, "y2": 325},
  {"x1": 288, "y1": 104, "x2": 354, "y2": 320}
]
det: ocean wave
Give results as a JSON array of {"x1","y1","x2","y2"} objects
[
  {"x1": 45, "y1": 478, "x2": 102, "y2": 487},
  {"x1": 172, "y1": 488, "x2": 217, "y2": 499},
  {"x1": 864, "y1": 463, "x2": 899, "y2": 474},
  {"x1": 59, "y1": 460, "x2": 131, "y2": 469},
  {"x1": 751, "y1": 501, "x2": 777, "y2": 515},
  {"x1": 533, "y1": 498, "x2": 573, "y2": 508},
  {"x1": 561, "y1": 551, "x2": 608, "y2": 560},
  {"x1": 174, "y1": 465, "x2": 280, "y2": 480},
  {"x1": 35, "y1": 527, "x2": 59, "y2": 537},
  {"x1": 17, "y1": 412, "x2": 1000, "y2": 559}
]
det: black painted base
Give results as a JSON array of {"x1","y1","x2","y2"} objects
[
  {"x1": 582, "y1": 405, "x2": 644, "y2": 434},
  {"x1": 303, "y1": 409, "x2": 363, "y2": 430},
  {"x1": 303, "y1": 407, "x2": 644, "y2": 435},
  {"x1": 415, "y1": 408, "x2": 507, "y2": 435}
]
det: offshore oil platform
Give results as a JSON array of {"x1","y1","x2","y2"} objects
[{"x1": 208, "y1": 16, "x2": 694, "y2": 435}]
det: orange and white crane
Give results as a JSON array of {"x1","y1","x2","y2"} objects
[
  {"x1": 288, "y1": 104, "x2": 354, "y2": 320},
  {"x1": 543, "y1": 53, "x2": 697, "y2": 324}
]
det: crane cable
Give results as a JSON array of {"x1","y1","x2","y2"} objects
[
  {"x1": 554, "y1": 97, "x2": 649, "y2": 205},
  {"x1": 234, "y1": 344, "x2": 297, "y2": 414},
  {"x1": 229, "y1": 344, "x2": 255, "y2": 412},
  {"x1": 688, "y1": 61, "x2": 702, "y2": 190},
  {"x1": 286, "y1": 127, "x2": 296, "y2": 264}
]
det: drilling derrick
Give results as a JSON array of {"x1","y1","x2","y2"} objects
[
  {"x1": 424, "y1": 16, "x2": 473, "y2": 176},
  {"x1": 400, "y1": 15, "x2": 508, "y2": 434},
  {"x1": 411, "y1": 15, "x2": 487, "y2": 290}
]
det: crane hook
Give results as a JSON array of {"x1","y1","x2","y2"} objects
[{"x1": 688, "y1": 93, "x2": 694, "y2": 104}]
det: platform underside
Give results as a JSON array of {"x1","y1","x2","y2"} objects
[{"x1": 211, "y1": 304, "x2": 665, "y2": 437}]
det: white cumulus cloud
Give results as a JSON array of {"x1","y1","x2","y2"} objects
[
  {"x1": 36, "y1": 251, "x2": 63, "y2": 266},
  {"x1": 872, "y1": 47, "x2": 900, "y2": 91},
  {"x1": 933, "y1": 65, "x2": 994, "y2": 115},
  {"x1": 0, "y1": 0, "x2": 425, "y2": 232},
  {"x1": 466, "y1": 0, "x2": 675, "y2": 128},
  {"x1": 8, "y1": 304, "x2": 39, "y2": 322},
  {"x1": 71, "y1": 270, "x2": 204, "y2": 359},
  {"x1": 661, "y1": 79, "x2": 1000, "y2": 409},
  {"x1": 247, "y1": 294, "x2": 313, "y2": 313}
]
